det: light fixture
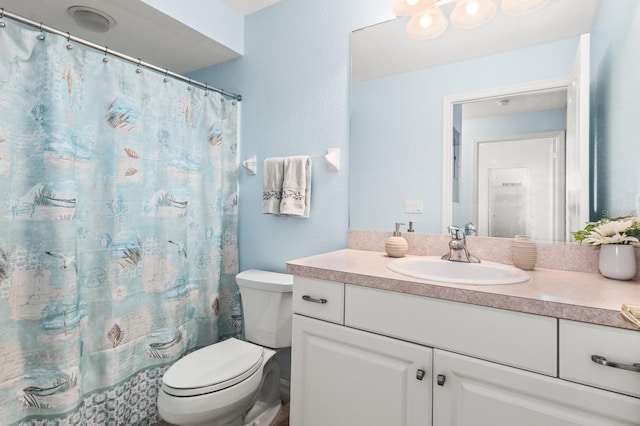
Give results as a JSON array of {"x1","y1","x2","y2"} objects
[
  {"x1": 393, "y1": 0, "x2": 439, "y2": 17},
  {"x1": 497, "y1": 99, "x2": 510, "y2": 106},
  {"x1": 450, "y1": 0, "x2": 496, "y2": 28},
  {"x1": 68, "y1": 6, "x2": 116, "y2": 33},
  {"x1": 394, "y1": 0, "x2": 549, "y2": 40},
  {"x1": 406, "y1": 6, "x2": 448, "y2": 39},
  {"x1": 501, "y1": 0, "x2": 550, "y2": 15}
]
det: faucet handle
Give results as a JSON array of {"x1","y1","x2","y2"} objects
[
  {"x1": 447, "y1": 226, "x2": 465, "y2": 240},
  {"x1": 464, "y1": 222, "x2": 477, "y2": 236}
]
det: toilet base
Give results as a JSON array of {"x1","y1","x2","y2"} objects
[
  {"x1": 243, "y1": 401, "x2": 281, "y2": 426},
  {"x1": 243, "y1": 356, "x2": 282, "y2": 425}
]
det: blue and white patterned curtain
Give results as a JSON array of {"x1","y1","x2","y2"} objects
[{"x1": 0, "y1": 19, "x2": 241, "y2": 425}]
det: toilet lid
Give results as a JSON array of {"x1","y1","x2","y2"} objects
[{"x1": 162, "y1": 338, "x2": 264, "y2": 397}]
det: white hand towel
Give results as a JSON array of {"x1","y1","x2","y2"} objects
[
  {"x1": 262, "y1": 157, "x2": 285, "y2": 214},
  {"x1": 280, "y1": 156, "x2": 311, "y2": 217}
]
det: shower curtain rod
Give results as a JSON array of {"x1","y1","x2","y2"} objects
[{"x1": 0, "y1": 8, "x2": 242, "y2": 101}]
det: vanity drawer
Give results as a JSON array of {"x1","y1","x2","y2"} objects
[
  {"x1": 559, "y1": 320, "x2": 640, "y2": 398},
  {"x1": 345, "y1": 285, "x2": 557, "y2": 376},
  {"x1": 293, "y1": 277, "x2": 344, "y2": 324}
]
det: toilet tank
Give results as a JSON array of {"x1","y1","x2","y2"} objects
[{"x1": 236, "y1": 269, "x2": 293, "y2": 348}]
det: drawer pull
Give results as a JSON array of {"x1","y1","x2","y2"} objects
[
  {"x1": 591, "y1": 355, "x2": 640, "y2": 372},
  {"x1": 302, "y1": 295, "x2": 328, "y2": 304}
]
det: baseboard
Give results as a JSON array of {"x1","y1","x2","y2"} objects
[{"x1": 280, "y1": 379, "x2": 290, "y2": 403}]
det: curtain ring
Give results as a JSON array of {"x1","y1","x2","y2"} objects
[
  {"x1": 136, "y1": 58, "x2": 142, "y2": 74},
  {"x1": 66, "y1": 32, "x2": 73, "y2": 50},
  {"x1": 187, "y1": 78, "x2": 192, "y2": 91},
  {"x1": 204, "y1": 83, "x2": 209, "y2": 96},
  {"x1": 163, "y1": 69, "x2": 169, "y2": 83},
  {"x1": 0, "y1": 8, "x2": 5, "y2": 28},
  {"x1": 103, "y1": 46, "x2": 109, "y2": 62},
  {"x1": 37, "y1": 22, "x2": 45, "y2": 40}
]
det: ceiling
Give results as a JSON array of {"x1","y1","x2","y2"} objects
[
  {"x1": 0, "y1": 0, "x2": 282, "y2": 74},
  {"x1": 462, "y1": 88, "x2": 568, "y2": 119},
  {"x1": 1, "y1": 1, "x2": 600, "y2": 86},
  {"x1": 223, "y1": 0, "x2": 282, "y2": 16},
  {"x1": 352, "y1": 0, "x2": 601, "y2": 83}
]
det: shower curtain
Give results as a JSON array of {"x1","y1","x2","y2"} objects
[{"x1": 0, "y1": 20, "x2": 241, "y2": 425}]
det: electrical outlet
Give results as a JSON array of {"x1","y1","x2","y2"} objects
[{"x1": 405, "y1": 200, "x2": 423, "y2": 214}]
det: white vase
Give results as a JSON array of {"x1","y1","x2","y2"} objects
[
  {"x1": 511, "y1": 235, "x2": 537, "y2": 271},
  {"x1": 598, "y1": 245, "x2": 637, "y2": 280}
]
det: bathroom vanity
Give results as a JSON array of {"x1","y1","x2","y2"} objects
[{"x1": 287, "y1": 249, "x2": 640, "y2": 426}]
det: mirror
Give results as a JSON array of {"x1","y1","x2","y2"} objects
[
  {"x1": 350, "y1": 0, "x2": 640, "y2": 241},
  {"x1": 449, "y1": 87, "x2": 570, "y2": 241}
]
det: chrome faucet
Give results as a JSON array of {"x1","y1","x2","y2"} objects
[
  {"x1": 464, "y1": 222, "x2": 477, "y2": 236},
  {"x1": 442, "y1": 225, "x2": 480, "y2": 263}
]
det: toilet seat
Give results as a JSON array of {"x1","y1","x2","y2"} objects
[{"x1": 162, "y1": 338, "x2": 264, "y2": 397}]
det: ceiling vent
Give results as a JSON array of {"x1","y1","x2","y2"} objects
[{"x1": 68, "y1": 6, "x2": 116, "y2": 33}]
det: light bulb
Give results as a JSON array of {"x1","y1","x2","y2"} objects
[
  {"x1": 406, "y1": 6, "x2": 448, "y2": 39},
  {"x1": 465, "y1": 1, "x2": 480, "y2": 15},
  {"x1": 450, "y1": 0, "x2": 496, "y2": 28},
  {"x1": 419, "y1": 13, "x2": 434, "y2": 28},
  {"x1": 393, "y1": 0, "x2": 438, "y2": 16}
]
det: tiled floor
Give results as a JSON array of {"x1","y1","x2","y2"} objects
[{"x1": 155, "y1": 402, "x2": 290, "y2": 426}]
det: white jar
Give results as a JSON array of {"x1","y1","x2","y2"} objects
[{"x1": 511, "y1": 235, "x2": 537, "y2": 271}]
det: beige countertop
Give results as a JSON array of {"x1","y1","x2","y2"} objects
[{"x1": 286, "y1": 249, "x2": 640, "y2": 331}]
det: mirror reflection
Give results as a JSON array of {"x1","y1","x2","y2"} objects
[
  {"x1": 451, "y1": 89, "x2": 569, "y2": 241},
  {"x1": 350, "y1": 0, "x2": 640, "y2": 241}
]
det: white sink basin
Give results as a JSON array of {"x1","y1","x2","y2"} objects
[{"x1": 387, "y1": 256, "x2": 530, "y2": 285}]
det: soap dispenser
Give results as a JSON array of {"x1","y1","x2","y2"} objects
[{"x1": 385, "y1": 222, "x2": 409, "y2": 258}]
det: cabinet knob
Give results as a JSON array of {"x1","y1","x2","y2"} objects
[
  {"x1": 416, "y1": 369, "x2": 426, "y2": 381},
  {"x1": 437, "y1": 374, "x2": 446, "y2": 386}
]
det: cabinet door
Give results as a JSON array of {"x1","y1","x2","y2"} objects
[
  {"x1": 291, "y1": 314, "x2": 432, "y2": 426},
  {"x1": 433, "y1": 349, "x2": 640, "y2": 426}
]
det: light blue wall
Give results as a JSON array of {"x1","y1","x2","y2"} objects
[
  {"x1": 590, "y1": 0, "x2": 640, "y2": 219},
  {"x1": 350, "y1": 37, "x2": 579, "y2": 233},
  {"x1": 453, "y1": 109, "x2": 567, "y2": 225},
  {"x1": 188, "y1": 0, "x2": 393, "y2": 272}
]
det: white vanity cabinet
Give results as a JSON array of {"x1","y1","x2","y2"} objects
[
  {"x1": 290, "y1": 277, "x2": 640, "y2": 426},
  {"x1": 433, "y1": 349, "x2": 640, "y2": 426},
  {"x1": 290, "y1": 277, "x2": 432, "y2": 426},
  {"x1": 559, "y1": 319, "x2": 640, "y2": 399},
  {"x1": 291, "y1": 314, "x2": 433, "y2": 426}
]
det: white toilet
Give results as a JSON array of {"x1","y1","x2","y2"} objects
[{"x1": 157, "y1": 269, "x2": 293, "y2": 426}]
